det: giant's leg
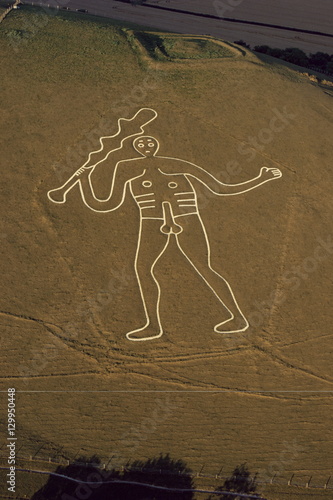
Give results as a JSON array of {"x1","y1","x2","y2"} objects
[
  {"x1": 126, "y1": 219, "x2": 170, "y2": 341},
  {"x1": 176, "y1": 214, "x2": 249, "y2": 333}
]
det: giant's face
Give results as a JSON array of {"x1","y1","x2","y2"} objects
[{"x1": 133, "y1": 136, "x2": 159, "y2": 157}]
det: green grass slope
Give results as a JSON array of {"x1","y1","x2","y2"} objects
[{"x1": 0, "y1": 6, "x2": 332, "y2": 499}]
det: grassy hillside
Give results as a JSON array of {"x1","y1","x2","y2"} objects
[{"x1": 0, "y1": 6, "x2": 332, "y2": 499}]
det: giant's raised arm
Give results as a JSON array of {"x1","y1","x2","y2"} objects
[
  {"x1": 159, "y1": 158, "x2": 282, "y2": 196},
  {"x1": 78, "y1": 160, "x2": 145, "y2": 212}
]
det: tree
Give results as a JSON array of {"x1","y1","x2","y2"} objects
[
  {"x1": 280, "y1": 47, "x2": 309, "y2": 67},
  {"x1": 269, "y1": 48, "x2": 284, "y2": 58},
  {"x1": 253, "y1": 45, "x2": 271, "y2": 54},
  {"x1": 234, "y1": 40, "x2": 251, "y2": 49},
  {"x1": 309, "y1": 52, "x2": 331, "y2": 71},
  {"x1": 326, "y1": 61, "x2": 333, "y2": 74}
]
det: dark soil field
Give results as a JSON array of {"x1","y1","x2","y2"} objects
[{"x1": 0, "y1": 6, "x2": 332, "y2": 499}]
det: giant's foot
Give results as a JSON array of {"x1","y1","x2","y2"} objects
[
  {"x1": 214, "y1": 316, "x2": 249, "y2": 334},
  {"x1": 126, "y1": 324, "x2": 163, "y2": 341}
]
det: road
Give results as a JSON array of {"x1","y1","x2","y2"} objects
[{"x1": 25, "y1": 0, "x2": 333, "y2": 54}]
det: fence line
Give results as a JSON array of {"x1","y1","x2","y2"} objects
[
  {"x1": 0, "y1": 0, "x2": 21, "y2": 23},
  {"x1": 0, "y1": 454, "x2": 331, "y2": 491}
]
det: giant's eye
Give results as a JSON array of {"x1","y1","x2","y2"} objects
[
  {"x1": 138, "y1": 144, "x2": 144, "y2": 148},
  {"x1": 148, "y1": 143, "x2": 155, "y2": 147}
]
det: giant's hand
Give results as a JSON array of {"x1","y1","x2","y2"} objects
[
  {"x1": 75, "y1": 166, "x2": 94, "y2": 178},
  {"x1": 259, "y1": 166, "x2": 282, "y2": 181},
  {"x1": 47, "y1": 166, "x2": 94, "y2": 204}
]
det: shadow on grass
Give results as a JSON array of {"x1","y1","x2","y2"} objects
[
  {"x1": 31, "y1": 453, "x2": 194, "y2": 500},
  {"x1": 31, "y1": 454, "x2": 263, "y2": 499},
  {"x1": 135, "y1": 32, "x2": 170, "y2": 60},
  {"x1": 209, "y1": 464, "x2": 261, "y2": 500}
]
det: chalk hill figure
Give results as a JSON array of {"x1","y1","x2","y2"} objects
[{"x1": 48, "y1": 109, "x2": 282, "y2": 341}]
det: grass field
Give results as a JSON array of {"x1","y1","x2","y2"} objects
[{"x1": 0, "y1": 6, "x2": 333, "y2": 499}]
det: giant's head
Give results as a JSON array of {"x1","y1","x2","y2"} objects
[{"x1": 133, "y1": 136, "x2": 159, "y2": 157}]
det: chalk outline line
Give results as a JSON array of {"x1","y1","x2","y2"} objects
[
  {"x1": 122, "y1": 149, "x2": 250, "y2": 341},
  {"x1": 47, "y1": 108, "x2": 282, "y2": 341},
  {"x1": 124, "y1": 162, "x2": 252, "y2": 341}
]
